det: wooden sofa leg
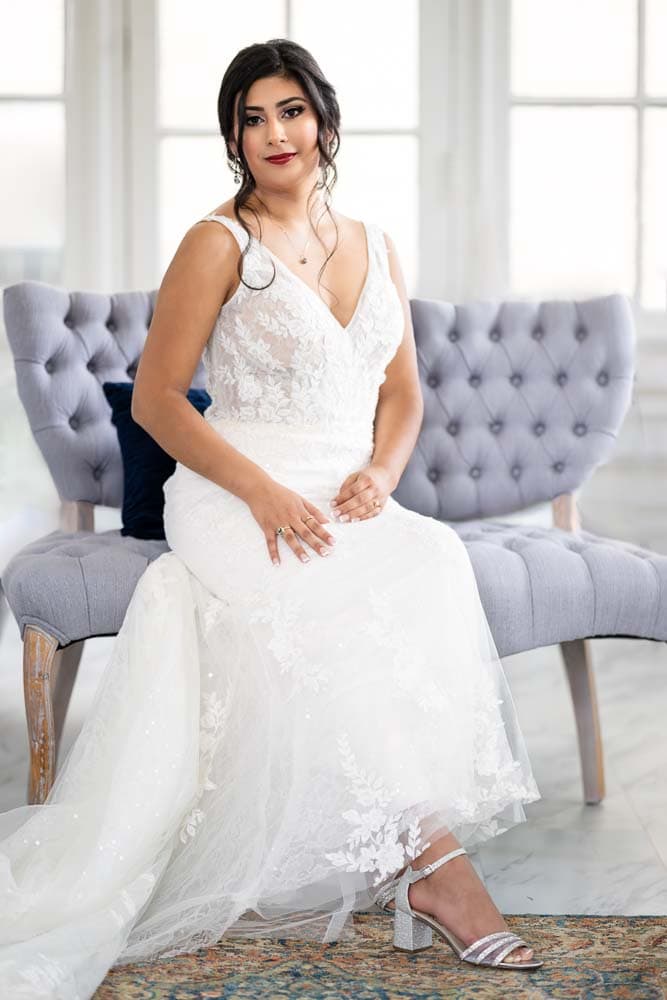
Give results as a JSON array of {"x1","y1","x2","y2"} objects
[
  {"x1": 52, "y1": 639, "x2": 85, "y2": 770},
  {"x1": 23, "y1": 627, "x2": 84, "y2": 805},
  {"x1": 559, "y1": 637, "x2": 606, "y2": 804}
]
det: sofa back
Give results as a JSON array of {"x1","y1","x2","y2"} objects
[
  {"x1": 3, "y1": 281, "x2": 207, "y2": 509},
  {"x1": 393, "y1": 294, "x2": 635, "y2": 519},
  {"x1": 3, "y1": 281, "x2": 634, "y2": 520}
]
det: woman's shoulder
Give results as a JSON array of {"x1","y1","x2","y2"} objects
[
  {"x1": 203, "y1": 201, "x2": 369, "y2": 231},
  {"x1": 202, "y1": 199, "x2": 240, "y2": 223},
  {"x1": 197, "y1": 203, "x2": 383, "y2": 258}
]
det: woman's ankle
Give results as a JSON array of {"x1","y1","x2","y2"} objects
[{"x1": 410, "y1": 831, "x2": 463, "y2": 872}]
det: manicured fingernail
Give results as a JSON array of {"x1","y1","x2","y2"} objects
[
  {"x1": 351, "y1": 517, "x2": 359, "y2": 522},
  {"x1": 300, "y1": 554, "x2": 310, "y2": 562},
  {"x1": 339, "y1": 514, "x2": 349, "y2": 522}
]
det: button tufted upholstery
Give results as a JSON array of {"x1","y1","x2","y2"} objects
[
  {"x1": 0, "y1": 283, "x2": 642, "y2": 654},
  {"x1": 0, "y1": 282, "x2": 652, "y2": 807},
  {"x1": 5, "y1": 530, "x2": 168, "y2": 646},
  {"x1": 2, "y1": 280, "x2": 208, "y2": 648},
  {"x1": 393, "y1": 294, "x2": 635, "y2": 522},
  {"x1": 3, "y1": 281, "x2": 207, "y2": 509},
  {"x1": 453, "y1": 520, "x2": 667, "y2": 657}
]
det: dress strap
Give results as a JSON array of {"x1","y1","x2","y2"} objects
[
  {"x1": 366, "y1": 221, "x2": 391, "y2": 281},
  {"x1": 199, "y1": 213, "x2": 250, "y2": 253}
]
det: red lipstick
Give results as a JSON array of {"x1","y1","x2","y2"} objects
[{"x1": 266, "y1": 153, "x2": 296, "y2": 164}]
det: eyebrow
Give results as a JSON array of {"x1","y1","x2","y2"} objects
[{"x1": 244, "y1": 96, "x2": 306, "y2": 111}]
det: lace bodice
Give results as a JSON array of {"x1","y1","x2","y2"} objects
[{"x1": 199, "y1": 214, "x2": 404, "y2": 434}]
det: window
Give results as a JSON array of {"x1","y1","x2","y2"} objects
[
  {"x1": 0, "y1": 0, "x2": 66, "y2": 289},
  {"x1": 156, "y1": 0, "x2": 419, "y2": 292},
  {"x1": 509, "y1": 0, "x2": 666, "y2": 313}
]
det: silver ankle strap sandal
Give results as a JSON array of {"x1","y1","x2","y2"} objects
[
  {"x1": 374, "y1": 846, "x2": 544, "y2": 971},
  {"x1": 373, "y1": 875, "x2": 401, "y2": 913}
]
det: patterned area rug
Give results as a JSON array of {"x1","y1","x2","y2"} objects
[{"x1": 94, "y1": 912, "x2": 667, "y2": 999}]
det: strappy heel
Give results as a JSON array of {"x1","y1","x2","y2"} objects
[{"x1": 373, "y1": 846, "x2": 544, "y2": 970}]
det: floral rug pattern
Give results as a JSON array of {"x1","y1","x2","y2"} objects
[{"x1": 94, "y1": 912, "x2": 667, "y2": 999}]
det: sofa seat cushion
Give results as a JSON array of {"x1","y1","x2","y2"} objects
[
  {"x1": 2, "y1": 530, "x2": 169, "y2": 646},
  {"x1": 452, "y1": 520, "x2": 667, "y2": 657},
  {"x1": 5, "y1": 520, "x2": 666, "y2": 657}
]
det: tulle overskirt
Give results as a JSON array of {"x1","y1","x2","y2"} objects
[{"x1": 0, "y1": 417, "x2": 540, "y2": 996}]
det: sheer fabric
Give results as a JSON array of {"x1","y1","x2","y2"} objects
[{"x1": 0, "y1": 214, "x2": 540, "y2": 997}]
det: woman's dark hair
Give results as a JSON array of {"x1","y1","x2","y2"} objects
[{"x1": 216, "y1": 38, "x2": 342, "y2": 298}]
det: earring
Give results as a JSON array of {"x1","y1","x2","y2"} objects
[{"x1": 233, "y1": 157, "x2": 242, "y2": 184}]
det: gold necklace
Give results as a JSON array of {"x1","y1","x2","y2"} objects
[{"x1": 266, "y1": 214, "x2": 311, "y2": 264}]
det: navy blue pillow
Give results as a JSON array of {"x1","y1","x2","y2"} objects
[{"x1": 102, "y1": 381, "x2": 211, "y2": 540}]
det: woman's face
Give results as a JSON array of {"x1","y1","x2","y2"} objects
[{"x1": 230, "y1": 75, "x2": 327, "y2": 187}]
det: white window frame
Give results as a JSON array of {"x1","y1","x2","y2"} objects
[
  {"x1": 0, "y1": 3, "x2": 68, "y2": 291},
  {"x1": 422, "y1": 0, "x2": 511, "y2": 305},
  {"x1": 64, "y1": 0, "x2": 663, "y2": 349},
  {"x1": 134, "y1": 0, "x2": 425, "y2": 294},
  {"x1": 69, "y1": 0, "x2": 431, "y2": 294},
  {"x1": 506, "y1": 0, "x2": 666, "y2": 343},
  {"x1": 66, "y1": 0, "x2": 481, "y2": 301}
]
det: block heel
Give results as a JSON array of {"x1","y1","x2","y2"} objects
[{"x1": 392, "y1": 905, "x2": 433, "y2": 952}]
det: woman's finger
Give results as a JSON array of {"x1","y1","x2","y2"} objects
[
  {"x1": 301, "y1": 501, "x2": 336, "y2": 548},
  {"x1": 299, "y1": 519, "x2": 334, "y2": 557},
  {"x1": 332, "y1": 474, "x2": 366, "y2": 506},
  {"x1": 350, "y1": 502, "x2": 384, "y2": 522},
  {"x1": 265, "y1": 531, "x2": 281, "y2": 566},
  {"x1": 333, "y1": 486, "x2": 377, "y2": 518},
  {"x1": 302, "y1": 499, "x2": 332, "y2": 526},
  {"x1": 280, "y1": 524, "x2": 312, "y2": 564}
]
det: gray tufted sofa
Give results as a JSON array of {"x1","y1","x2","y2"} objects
[{"x1": 2, "y1": 281, "x2": 655, "y2": 810}]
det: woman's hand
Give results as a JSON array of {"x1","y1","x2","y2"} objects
[
  {"x1": 330, "y1": 463, "x2": 395, "y2": 522},
  {"x1": 246, "y1": 479, "x2": 337, "y2": 566}
]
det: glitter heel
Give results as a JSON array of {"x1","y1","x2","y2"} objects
[{"x1": 374, "y1": 846, "x2": 544, "y2": 970}]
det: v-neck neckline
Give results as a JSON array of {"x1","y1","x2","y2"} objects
[{"x1": 214, "y1": 214, "x2": 372, "y2": 333}]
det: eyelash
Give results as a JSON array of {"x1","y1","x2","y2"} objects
[{"x1": 244, "y1": 106, "x2": 305, "y2": 126}]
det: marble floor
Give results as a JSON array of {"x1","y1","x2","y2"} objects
[
  {"x1": 1, "y1": 506, "x2": 666, "y2": 918},
  {"x1": 476, "y1": 635, "x2": 667, "y2": 916}
]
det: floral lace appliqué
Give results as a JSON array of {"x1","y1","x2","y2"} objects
[
  {"x1": 324, "y1": 732, "x2": 431, "y2": 886},
  {"x1": 200, "y1": 216, "x2": 404, "y2": 432},
  {"x1": 247, "y1": 593, "x2": 332, "y2": 694},
  {"x1": 179, "y1": 688, "x2": 230, "y2": 844},
  {"x1": 361, "y1": 586, "x2": 450, "y2": 715}
]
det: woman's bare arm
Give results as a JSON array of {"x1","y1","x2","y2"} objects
[
  {"x1": 131, "y1": 220, "x2": 273, "y2": 503},
  {"x1": 369, "y1": 231, "x2": 424, "y2": 488}
]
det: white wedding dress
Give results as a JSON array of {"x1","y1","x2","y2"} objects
[{"x1": 0, "y1": 213, "x2": 541, "y2": 998}]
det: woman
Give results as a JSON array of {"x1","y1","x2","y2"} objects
[{"x1": 0, "y1": 38, "x2": 543, "y2": 997}]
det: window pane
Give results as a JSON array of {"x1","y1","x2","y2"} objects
[
  {"x1": 646, "y1": 0, "x2": 667, "y2": 96},
  {"x1": 159, "y1": 136, "x2": 235, "y2": 276},
  {"x1": 642, "y1": 109, "x2": 667, "y2": 309},
  {"x1": 292, "y1": 0, "x2": 418, "y2": 130},
  {"x1": 0, "y1": 0, "x2": 64, "y2": 94},
  {"x1": 509, "y1": 107, "x2": 636, "y2": 298},
  {"x1": 158, "y1": 0, "x2": 286, "y2": 130},
  {"x1": 0, "y1": 102, "x2": 65, "y2": 286},
  {"x1": 511, "y1": 0, "x2": 636, "y2": 98},
  {"x1": 332, "y1": 135, "x2": 418, "y2": 295}
]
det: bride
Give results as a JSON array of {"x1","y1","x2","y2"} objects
[{"x1": 0, "y1": 38, "x2": 543, "y2": 997}]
